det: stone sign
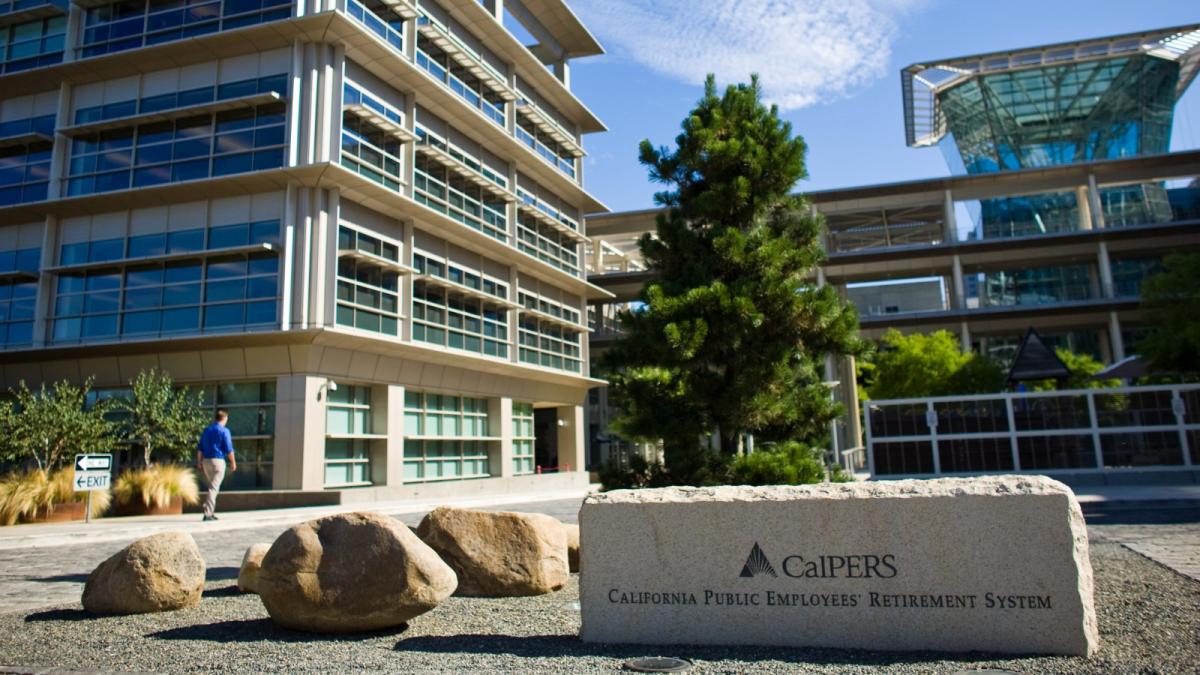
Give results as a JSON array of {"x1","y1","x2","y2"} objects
[{"x1": 579, "y1": 476, "x2": 1098, "y2": 656}]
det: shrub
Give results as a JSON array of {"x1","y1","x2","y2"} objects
[
  {"x1": 0, "y1": 469, "x2": 110, "y2": 526},
  {"x1": 113, "y1": 465, "x2": 200, "y2": 509},
  {"x1": 726, "y1": 442, "x2": 827, "y2": 486}
]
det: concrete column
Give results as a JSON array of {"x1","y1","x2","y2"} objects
[
  {"x1": 63, "y1": 5, "x2": 82, "y2": 63},
  {"x1": 273, "y1": 374, "x2": 328, "y2": 490},
  {"x1": 1087, "y1": 174, "x2": 1107, "y2": 230},
  {"x1": 1076, "y1": 185, "x2": 1092, "y2": 232},
  {"x1": 1097, "y1": 241, "x2": 1115, "y2": 298},
  {"x1": 844, "y1": 355, "x2": 863, "y2": 451},
  {"x1": 556, "y1": 405, "x2": 585, "y2": 473},
  {"x1": 403, "y1": 14, "x2": 417, "y2": 61},
  {"x1": 484, "y1": 0, "x2": 503, "y2": 19},
  {"x1": 508, "y1": 267, "x2": 520, "y2": 363},
  {"x1": 942, "y1": 189, "x2": 956, "y2": 243},
  {"x1": 951, "y1": 254, "x2": 965, "y2": 310},
  {"x1": 47, "y1": 82, "x2": 71, "y2": 200},
  {"x1": 492, "y1": 397, "x2": 514, "y2": 478},
  {"x1": 960, "y1": 322, "x2": 972, "y2": 354},
  {"x1": 1109, "y1": 312, "x2": 1126, "y2": 361},
  {"x1": 401, "y1": 220, "x2": 414, "y2": 341},
  {"x1": 384, "y1": 384, "x2": 406, "y2": 486},
  {"x1": 553, "y1": 59, "x2": 570, "y2": 88},
  {"x1": 32, "y1": 215, "x2": 58, "y2": 347}
]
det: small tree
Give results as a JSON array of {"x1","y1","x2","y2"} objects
[
  {"x1": 119, "y1": 369, "x2": 207, "y2": 467},
  {"x1": 1139, "y1": 253, "x2": 1200, "y2": 378},
  {"x1": 601, "y1": 75, "x2": 864, "y2": 484},
  {"x1": 864, "y1": 329, "x2": 1004, "y2": 399},
  {"x1": 0, "y1": 378, "x2": 115, "y2": 471}
]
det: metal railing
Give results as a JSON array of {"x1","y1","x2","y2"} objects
[{"x1": 864, "y1": 384, "x2": 1199, "y2": 478}]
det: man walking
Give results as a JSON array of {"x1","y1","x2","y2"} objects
[{"x1": 196, "y1": 410, "x2": 237, "y2": 521}]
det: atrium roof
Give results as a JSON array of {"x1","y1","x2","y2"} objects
[{"x1": 902, "y1": 24, "x2": 1200, "y2": 148}]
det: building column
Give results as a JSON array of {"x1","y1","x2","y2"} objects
[
  {"x1": 1109, "y1": 312, "x2": 1126, "y2": 361},
  {"x1": 942, "y1": 189, "x2": 956, "y2": 244},
  {"x1": 553, "y1": 59, "x2": 570, "y2": 88},
  {"x1": 960, "y1": 321, "x2": 972, "y2": 354},
  {"x1": 1076, "y1": 185, "x2": 1092, "y2": 232},
  {"x1": 1097, "y1": 241, "x2": 1115, "y2": 298},
  {"x1": 384, "y1": 384, "x2": 407, "y2": 486},
  {"x1": 493, "y1": 397, "x2": 514, "y2": 478},
  {"x1": 273, "y1": 374, "x2": 328, "y2": 490},
  {"x1": 556, "y1": 405, "x2": 585, "y2": 473},
  {"x1": 951, "y1": 254, "x2": 966, "y2": 310},
  {"x1": 1087, "y1": 174, "x2": 1107, "y2": 230}
]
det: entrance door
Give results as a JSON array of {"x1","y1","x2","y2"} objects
[{"x1": 534, "y1": 408, "x2": 559, "y2": 471}]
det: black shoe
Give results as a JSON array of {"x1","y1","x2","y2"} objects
[
  {"x1": 211, "y1": 515, "x2": 219, "y2": 520},
  {"x1": 202, "y1": 515, "x2": 215, "y2": 522}
]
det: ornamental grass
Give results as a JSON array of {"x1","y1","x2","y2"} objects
[
  {"x1": 0, "y1": 469, "x2": 111, "y2": 526},
  {"x1": 113, "y1": 464, "x2": 200, "y2": 509}
]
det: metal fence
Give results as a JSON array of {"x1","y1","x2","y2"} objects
[{"x1": 864, "y1": 384, "x2": 1199, "y2": 478}]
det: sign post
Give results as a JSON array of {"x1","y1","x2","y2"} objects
[{"x1": 73, "y1": 454, "x2": 112, "y2": 524}]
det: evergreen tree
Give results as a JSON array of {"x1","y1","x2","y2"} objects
[
  {"x1": 601, "y1": 75, "x2": 863, "y2": 482},
  {"x1": 1139, "y1": 253, "x2": 1200, "y2": 378}
]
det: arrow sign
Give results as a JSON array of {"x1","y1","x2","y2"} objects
[{"x1": 75, "y1": 454, "x2": 112, "y2": 472}]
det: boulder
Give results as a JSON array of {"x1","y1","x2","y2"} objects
[
  {"x1": 257, "y1": 511, "x2": 457, "y2": 633},
  {"x1": 416, "y1": 506, "x2": 568, "y2": 597},
  {"x1": 82, "y1": 531, "x2": 205, "y2": 615},
  {"x1": 237, "y1": 543, "x2": 271, "y2": 594},
  {"x1": 563, "y1": 523, "x2": 581, "y2": 573}
]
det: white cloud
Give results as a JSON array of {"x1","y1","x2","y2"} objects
[{"x1": 573, "y1": 0, "x2": 918, "y2": 110}]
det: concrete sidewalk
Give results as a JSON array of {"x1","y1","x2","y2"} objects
[
  {"x1": 1071, "y1": 483, "x2": 1200, "y2": 504},
  {"x1": 0, "y1": 486, "x2": 595, "y2": 552}
]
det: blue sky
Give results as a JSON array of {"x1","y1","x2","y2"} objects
[{"x1": 568, "y1": 0, "x2": 1200, "y2": 214}]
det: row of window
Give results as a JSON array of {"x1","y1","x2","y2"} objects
[
  {"x1": 324, "y1": 384, "x2": 373, "y2": 487},
  {"x1": 0, "y1": 113, "x2": 55, "y2": 140},
  {"x1": 341, "y1": 113, "x2": 403, "y2": 191},
  {"x1": 0, "y1": 280, "x2": 36, "y2": 347},
  {"x1": 402, "y1": 390, "x2": 491, "y2": 483},
  {"x1": 412, "y1": 251, "x2": 508, "y2": 301},
  {"x1": 518, "y1": 290, "x2": 581, "y2": 325},
  {"x1": 518, "y1": 318, "x2": 582, "y2": 373},
  {"x1": 512, "y1": 400, "x2": 534, "y2": 476},
  {"x1": 0, "y1": 16, "x2": 64, "y2": 73},
  {"x1": 336, "y1": 257, "x2": 400, "y2": 336},
  {"x1": 413, "y1": 156, "x2": 507, "y2": 242},
  {"x1": 415, "y1": 31, "x2": 506, "y2": 128},
  {"x1": 75, "y1": 73, "x2": 286, "y2": 125},
  {"x1": 80, "y1": 0, "x2": 291, "y2": 58},
  {"x1": 516, "y1": 214, "x2": 579, "y2": 275},
  {"x1": 51, "y1": 251, "x2": 278, "y2": 342},
  {"x1": 412, "y1": 282, "x2": 509, "y2": 358},
  {"x1": 515, "y1": 116, "x2": 576, "y2": 179},
  {"x1": 60, "y1": 219, "x2": 278, "y2": 265},
  {"x1": 0, "y1": 141, "x2": 50, "y2": 206}
]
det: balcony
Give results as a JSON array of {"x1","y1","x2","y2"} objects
[
  {"x1": 516, "y1": 187, "x2": 585, "y2": 242},
  {"x1": 414, "y1": 127, "x2": 514, "y2": 202},
  {"x1": 514, "y1": 92, "x2": 583, "y2": 158},
  {"x1": 345, "y1": 0, "x2": 405, "y2": 54},
  {"x1": 412, "y1": 273, "x2": 520, "y2": 309},
  {"x1": 344, "y1": 102, "x2": 417, "y2": 143}
]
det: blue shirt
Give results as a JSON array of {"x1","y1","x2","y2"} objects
[{"x1": 197, "y1": 423, "x2": 235, "y2": 460}]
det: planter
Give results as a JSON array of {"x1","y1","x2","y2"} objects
[
  {"x1": 111, "y1": 496, "x2": 184, "y2": 517},
  {"x1": 23, "y1": 501, "x2": 88, "y2": 524}
]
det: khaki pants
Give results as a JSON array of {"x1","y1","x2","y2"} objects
[{"x1": 201, "y1": 458, "x2": 226, "y2": 518}]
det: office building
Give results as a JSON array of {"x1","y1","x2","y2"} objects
[{"x1": 0, "y1": 0, "x2": 611, "y2": 502}]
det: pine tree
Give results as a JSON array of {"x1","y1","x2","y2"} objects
[{"x1": 601, "y1": 75, "x2": 864, "y2": 482}]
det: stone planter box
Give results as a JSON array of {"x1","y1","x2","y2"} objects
[
  {"x1": 24, "y1": 501, "x2": 88, "y2": 524},
  {"x1": 111, "y1": 496, "x2": 184, "y2": 517}
]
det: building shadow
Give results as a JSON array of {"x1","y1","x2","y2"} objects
[
  {"x1": 202, "y1": 584, "x2": 242, "y2": 599},
  {"x1": 392, "y1": 634, "x2": 1057, "y2": 669},
  {"x1": 28, "y1": 573, "x2": 89, "y2": 583},
  {"x1": 206, "y1": 566, "x2": 240, "y2": 581}
]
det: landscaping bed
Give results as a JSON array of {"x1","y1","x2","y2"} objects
[{"x1": 0, "y1": 542, "x2": 1196, "y2": 673}]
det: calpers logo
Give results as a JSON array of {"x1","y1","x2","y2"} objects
[{"x1": 739, "y1": 542, "x2": 777, "y2": 578}]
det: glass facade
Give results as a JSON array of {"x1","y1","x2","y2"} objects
[
  {"x1": 0, "y1": 15, "x2": 64, "y2": 73},
  {"x1": 0, "y1": 138, "x2": 50, "y2": 205},
  {"x1": 402, "y1": 390, "x2": 490, "y2": 482},
  {"x1": 517, "y1": 291, "x2": 582, "y2": 373},
  {"x1": 512, "y1": 400, "x2": 534, "y2": 475},
  {"x1": 79, "y1": 0, "x2": 291, "y2": 58},
  {"x1": 66, "y1": 102, "x2": 286, "y2": 195},
  {"x1": 51, "y1": 221, "x2": 280, "y2": 343},
  {"x1": 74, "y1": 73, "x2": 286, "y2": 125},
  {"x1": 938, "y1": 55, "x2": 1181, "y2": 239},
  {"x1": 415, "y1": 20, "x2": 506, "y2": 127},
  {"x1": 411, "y1": 251, "x2": 510, "y2": 358},
  {"x1": 324, "y1": 384, "x2": 374, "y2": 487},
  {"x1": 199, "y1": 380, "x2": 274, "y2": 490},
  {"x1": 336, "y1": 226, "x2": 401, "y2": 336},
  {"x1": 979, "y1": 264, "x2": 1093, "y2": 308}
]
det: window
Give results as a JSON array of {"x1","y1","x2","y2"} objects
[
  {"x1": 414, "y1": 23, "x2": 506, "y2": 127},
  {"x1": 413, "y1": 154, "x2": 508, "y2": 243},
  {"x1": 516, "y1": 213, "x2": 578, "y2": 275},
  {"x1": 325, "y1": 385, "x2": 374, "y2": 488},
  {"x1": 516, "y1": 291, "x2": 583, "y2": 373},
  {"x1": 0, "y1": 280, "x2": 36, "y2": 347},
  {"x1": 0, "y1": 140, "x2": 51, "y2": 206},
  {"x1": 198, "y1": 380, "x2": 275, "y2": 490},
  {"x1": 344, "y1": 0, "x2": 404, "y2": 52},
  {"x1": 66, "y1": 102, "x2": 286, "y2": 196},
  {"x1": 79, "y1": 0, "x2": 291, "y2": 58},
  {"x1": 402, "y1": 390, "x2": 491, "y2": 482},
  {"x1": 74, "y1": 73, "x2": 286, "y2": 125},
  {"x1": 51, "y1": 240, "x2": 279, "y2": 344},
  {"x1": 515, "y1": 116, "x2": 576, "y2": 179},
  {"x1": 0, "y1": 16, "x2": 65, "y2": 73},
  {"x1": 411, "y1": 251, "x2": 510, "y2": 357},
  {"x1": 341, "y1": 113, "x2": 403, "y2": 191},
  {"x1": 335, "y1": 226, "x2": 402, "y2": 336},
  {"x1": 0, "y1": 113, "x2": 55, "y2": 139},
  {"x1": 513, "y1": 401, "x2": 534, "y2": 475}
]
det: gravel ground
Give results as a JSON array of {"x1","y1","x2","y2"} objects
[{"x1": 0, "y1": 541, "x2": 1197, "y2": 673}]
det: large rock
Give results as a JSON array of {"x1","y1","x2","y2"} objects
[
  {"x1": 82, "y1": 532, "x2": 205, "y2": 615},
  {"x1": 563, "y1": 523, "x2": 580, "y2": 573},
  {"x1": 237, "y1": 543, "x2": 270, "y2": 594},
  {"x1": 257, "y1": 511, "x2": 457, "y2": 633},
  {"x1": 417, "y1": 507, "x2": 569, "y2": 596},
  {"x1": 580, "y1": 476, "x2": 1099, "y2": 657}
]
